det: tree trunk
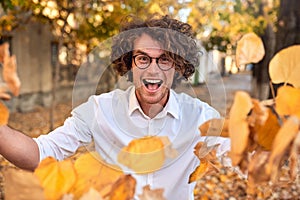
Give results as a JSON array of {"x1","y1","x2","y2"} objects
[{"x1": 270, "y1": 0, "x2": 300, "y2": 97}]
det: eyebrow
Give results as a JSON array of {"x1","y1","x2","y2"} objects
[{"x1": 132, "y1": 50, "x2": 166, "y2": 57}]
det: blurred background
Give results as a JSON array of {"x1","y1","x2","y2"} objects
[{"x1": 0, "y1": 0, "x2": 299, "y2": 127}]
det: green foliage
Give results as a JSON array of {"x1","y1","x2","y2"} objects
[{"x1": 188, "y1": 0, "x2": 279, "y2": 52}]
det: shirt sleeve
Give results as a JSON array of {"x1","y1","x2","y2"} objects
[{"x1": 34, "y1": 96, "x2": 96, "y2": 161}]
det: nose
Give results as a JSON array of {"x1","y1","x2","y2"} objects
[{"x1": 147, "y1": 58, "x2": 160, "y2": 72}]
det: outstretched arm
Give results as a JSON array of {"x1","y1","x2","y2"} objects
[{"x1": 0, "y1": 125, "x2": 40, "y2": 171}]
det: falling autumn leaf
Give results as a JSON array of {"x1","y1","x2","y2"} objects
[
  {"x1": 0, "y1": 42, "x2": 9, "y2": 63},
  {"x1": 254, "y1": 108, "x2": 281, "y2": 151},
  {"x1": 0, "y1": 85, "x2": 11, "y2": 100},
  {"x1": 0, "y1": 100, "x2": 9, "y2": 125},
  {"x1": 34, "y1": 157, "x2": 77, "y2": 200},
  {"x1": 71, "y1": 151, "x2": 123, "y2": 199},
  {"x1": 189, "y1": 142, "x2": 221, "y2": 183},
  {"x1": 266, "y1": 116, "x2": 300, "y2": 182},
  {"x1": 138, "y1": 185, "x2": 166, "y2": 200},
  {"x1": 118, "y1": 136, "x2": 167, "y2": 173},
  {"x1": 3, "y1": 54, "x2": 21, "y2": 96},
  {"x1": 289, "y1": 133, "x2": 300, "y2": 181},
  {"x1": 3, "y1": 168, "x2": 45, "y2": 200},
  {"x1": 276, "y1": 85, "x2": 300, "y2": 119},
  {"x1": 199, "y1": 118, "x2": 229, "y2": 137},
  {"x1": 247, "y1": 150, "x2": 270, "y2": 195},
  {"x1": 235, "y1": 32, "x2": 265, "y2": 67},
  {"x1": 269, "y1": 45, "x2": 300, "y2": 88},
  {"x1": 228, "y1": 91, "x2": 252, "y2": 168},
  {"x1": 108, "y1": 174, "x2": 136, "y2": 200}
]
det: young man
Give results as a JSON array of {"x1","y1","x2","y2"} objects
[{"x1": 0, "y1": 15, "x2": 229, "y2": 199}]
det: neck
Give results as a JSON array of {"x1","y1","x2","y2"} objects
[{"x1": 138, "y1": 92, "x2": 169, "y2": 119}]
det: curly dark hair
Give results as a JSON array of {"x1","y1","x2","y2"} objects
[{"x1": 111, "y1": 15, "x2": 201, "y2": 83}]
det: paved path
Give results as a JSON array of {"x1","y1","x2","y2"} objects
[{"x1": 191, "y1": 71, "x2": 252, "y2": 117}]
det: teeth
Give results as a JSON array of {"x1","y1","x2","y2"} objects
[{"x1": 144, "y1": 79, "x2": 161, "y2": 84}]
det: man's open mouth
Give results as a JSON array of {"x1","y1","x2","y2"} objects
[{"x1": 142, "y1": 79, "x2": 163, "y2": 91}]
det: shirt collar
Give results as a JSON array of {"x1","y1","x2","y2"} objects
[{"x1": 128, "y1": 86, "x2": 179, "y2": 119}]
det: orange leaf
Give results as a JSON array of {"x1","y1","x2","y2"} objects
[
  {"x1": 276, "y1": 86, "x2": 300, "y2": 119},
  {"x1": 229, "y1": 91, "x2": 252, "y2": 167},
  {"x1": 0, "y1": 85, "x2": 11, "y2": 100},
  {"x1": 189, "y1": 142, "x2": 220, "y2": 183},
  {"x1": 117, "y1": 136, "x2": 166, "y2": 173},
  {"x1": 0, "y1": 42, "x2": 9, "y2": 63},
  {"x1": 3, "y1": 168, "x2": 45, "y2": 200},
  {"x1": 34, "y1": 157, "x2": 76, "y2": 200},
  {"x1": 254, "y1": 108, "x2": 281, "y2": 150},
  {"x1": 71, "y1": 151, "x2": 123, "y2": 199},
  {"x1": 235, "y1": 32, "x2": 265, "y2": 67},
  {"x1": 3, "y1": 54, "x2": 21, "y2": 96},
  {"x1": 266, "y1": 116, "x2": 300, "y2": 182},
  {"x1": 199, "y1": 118, "x2": 229, "y2": 137},
  {"x1": 0, "y1": 101, "x2": 9, "y2": 125},
  {"x1": 269, "y1": 45, "x2": 300, "y2": 88},
  {"x1": 109, "y1": 174, "x2": 136, "y2": 200}
]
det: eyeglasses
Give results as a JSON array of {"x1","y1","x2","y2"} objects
[{"x1": 133, "y1": 53, "x2": 174, "y2": 71}]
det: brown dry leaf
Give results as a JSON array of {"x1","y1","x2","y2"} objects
[
  {"x1": 0, "y1": 92, "x2": 11, "y2": 100},
  {"x1": 235, "y1": 32, "x2": 265, "y2": 67},
  {"x1": 289, "y1": 133, "x2": 300, "y2": 181},
  {"x1": 229, "y1": 91, "x2": 252, "y2": 167},
  {"x1": 0, "y1": 85, "x2": 11, "y2": 100},
  {"x1": 3, "y1": 168, "x2": 45, "y2": 200},
  {"x1": 34, "y1": 157, "x2": 77, "y2": 200},
  {"x1": 269, "y1": 45, "x2": 300, "y2": 88},
  {"x1": 3, "y1": 54, "x2": 21, "y2": 96},
  {"x1": 0, "y1": 101, "x2": 9, "y2": 125},
  {"x1": 247, "y1": 150, "x2": 270, "y2": 195},
  {"x1": 0, "y1": 42, "x2": 9, "y2": 63},
  {"x1": 266, "y1": 116, "x2": 300, "y2": 182},
  {"x1": 138, "y1": 185, "x2": 166, "y2": 200},
  {"x1": 117, "y1": 136, "x2": 166, "y2": 173},
  {"x1": 79, "y1": 188, "x2": 103, "y2": 200},
  {"x1": 188, "y1": 142, "x2": 220, "y2": 183},
  {"x1": 253, "y1": 108, "x2": 281, "y2": 151},
  {"x1": 71, "y1": 151, "x2": 123, "y2": 199},
  {"x1": 199, "y1": 118, "x2": 229, "y2": 137},
  {"x1": 109, "y1": 174, "x2": 136, "y2": 200},
  {"x1": 276, "y1": 86, "x2": 300, "y2": 119}
]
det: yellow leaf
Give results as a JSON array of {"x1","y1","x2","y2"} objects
[
  {"x1": 3, "y1": 168, "x2": 45, "y2": 200},
  {"x1": 0, "y1": 101, "x2": 9, "y2": 125},
  {"x1": 235, "y1": 32, "x2": 265, "y2": 67},
  {"x1": 266, "y1": 116, "x2": 300, "y2": 182},
  {"x1": 229, "y1": 91, "x2": 252, "y2": 167},
  {"x1": 109, "y1": 174, "x2": 136, "y2": 200},
  {"x1": 34, "y1": 157, "x2": 76, "y2": 200},
  {"x1": 71, "y1": 151, "x2": 123, "y2": 199},
  {"x1": 276, "y1": 86, "x2": 300, "y2": 119},
  {"x1": 117, "y1": 136, "x2": 166, "y2": 173},
  {"x1": 138, "y1": 185, "x2": 166, "y2": 200},
  {"x1": 269, "y1": 45, "x2": 300, "y2": 88}
]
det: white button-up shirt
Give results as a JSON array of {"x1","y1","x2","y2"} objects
[{"x1": 34, "y1": 86, "x2": 230, "y2": 200}]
